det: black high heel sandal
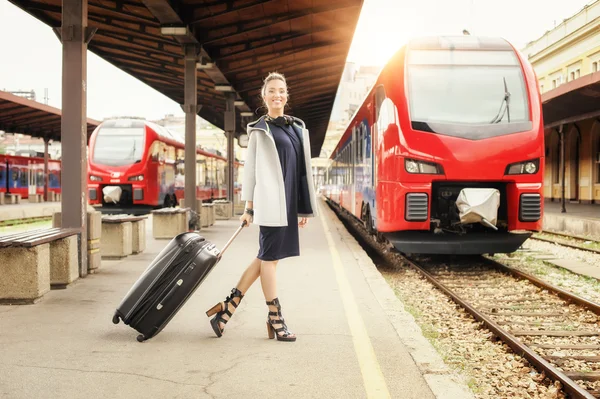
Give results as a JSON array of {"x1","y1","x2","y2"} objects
[
  {"x1": 206, "y1": 288, "x2": 244, "y2": 337},
  {"x1": 266, "y1": 298, "x2": 296, "y2": 342}
]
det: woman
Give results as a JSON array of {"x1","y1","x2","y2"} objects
[{"x1": 205, "y1": 72, "x2": 318, "y2": 342}]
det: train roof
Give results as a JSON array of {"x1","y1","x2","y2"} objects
[
  {"x1": 408, "y1": 36, "x2": 512, "y2": 51},
  {"x1": 97, "y1": 118, "x2": 240, "y2": 165}
]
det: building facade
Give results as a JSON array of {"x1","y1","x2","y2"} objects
[
  {"x1": 312, "y1": 62, "x2": 380, "y2": 189},
  {"x1": 521, "y1": 0, "x2": 600, "y2": 204}
]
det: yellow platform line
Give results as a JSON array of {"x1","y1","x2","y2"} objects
[{"x1": 319, "y1": 203, "x2": 391, "y2": 398}]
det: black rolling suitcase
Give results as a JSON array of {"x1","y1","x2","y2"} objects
[{"x1": 112, "y1": 222, "x2": 245, "y2": 342}]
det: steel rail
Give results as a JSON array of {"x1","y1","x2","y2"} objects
[
  {"x1": 402, "y1": 256, "x2": 595, "y2": 399},
  {"x1": 531, "y1": 235, "x2": 600, "y2": 255},
  {"x1": 542, "y1": 230, "x2": 600, "y2": 243}
]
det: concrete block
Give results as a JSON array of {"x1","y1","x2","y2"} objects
[
  {"x1": 202, "y1": 203, "x2": 215, "y2": 226},
  {"x1": 132, "y1": 220, "x2": 146, "y2": 254},
  {"x1": 101, "y1": 221, "x2": 132, "y2": 259},
  {"x1": 213, "y1": 200, "x2": 232, "y2": 220},
  {"x1": 0, "y1": 244, "x2": 50, "y2": 304},
  {"x1": 200, "y1": 204, "x2": 210, "y2": 228},
  {"x1": 50, "y1": 235, "x2": 79, "y2": 288},
  {"x1": 87, "y1": 211, "x2": 102, "y2": 240},
  {"x1": 5, "y1": 194, "x2": 21, "y2": 204},
  {"x1": 88, "y1": 238, "x2": 101, "y2": 272},
  {"x1": 29, "y1": 194, "x2": 43, "y2": 203},
  {"x1": 152, "y1": 209, "x2": 188, "y2": 239}
]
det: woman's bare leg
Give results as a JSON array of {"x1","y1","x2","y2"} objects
[
  {"x1": 215, "y1": 257, "x2": 261, "y2": 329},
  {"x1": 260, "y1": 260, "x2": 278, "y2": 300},
  {"x1": 261, "y1": 260, "x2": 296, "y2": 339},
  {"x1": 235, "y1": 257, "x2": 262, "y2": 294}
]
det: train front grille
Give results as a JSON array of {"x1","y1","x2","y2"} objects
[
  {"x1": 519, "y1": 193, "x2": 541, "y2": 222},
  {"x1": 405, "y1": 193, "x2": 428, "y2": 221}
]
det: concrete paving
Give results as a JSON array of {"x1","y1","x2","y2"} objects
[
  {"x1": 545, "y1": 258, "x2": 600, "y2": 280},
  {"x1": 0, "y1": 199, "x2": 473, "y2": 399}
]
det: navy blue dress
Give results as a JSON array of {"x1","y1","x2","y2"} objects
[{"x1": 257, "y1": 120, "x2": 302, "y2": 261}]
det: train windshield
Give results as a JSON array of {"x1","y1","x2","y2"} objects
[
  {"x1": 407, "y1": 49, "x2": 532, "y2": 139},
  {"x1": 92, "y1": 126, "x2": 145, "y2": 166}
]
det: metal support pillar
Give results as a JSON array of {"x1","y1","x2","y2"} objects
[
  {"x1": 43, "y1": 138, "x2": 49, "y2": 201},
  {"x1": 183, "y1": 44, "x2": 200, "y2": 223},
  {"x1": 59, "y1": 0, "x2": 94, "y2": 277},
  {"x1": 224, "y1": 93, "x2": 236, "y2": 204},
  {"x1": 560, "y1": 124, "x2": 566, "y2": 213}
]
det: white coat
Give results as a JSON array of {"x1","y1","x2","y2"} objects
[{"x1": 241, "y1": 115, "x2": 318, "y2": 226}]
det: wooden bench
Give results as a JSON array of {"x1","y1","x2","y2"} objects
[
  {"x1": 151, "y1": 207, "x2": 190, "y2": 239},
  {"x1": 0, "y1": 227, "x2": 80, "y2": 304},
  {"x1": 101, "y1": 214, "x2": 148, "y2": 258}
]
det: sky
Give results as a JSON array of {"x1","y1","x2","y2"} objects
[{"x1": 0, "y1": 0, "x2": 596, "y2": 123}]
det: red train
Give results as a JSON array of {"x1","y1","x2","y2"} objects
[
  {"x1": 87, "y1": 118, "x2": 241, "y2": 213},
  {"x1": 324, "y1": 36, "x2": 544, "y2": 255},
  {"x1": 0, "y1": 154, "x2": 61, "y2": 199}
]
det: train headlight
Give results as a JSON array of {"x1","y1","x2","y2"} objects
[
  {"x1": 90, "y1": 175, "x2": 102, "y2": 181},
  {"x1": 505, "y1": 159, "x2": 539, "y2": 175},
  {"x1": 404, "y1": 158, "x2": 444, "y2": 174},
  {"x1": 524, "y1": 162, "x2": 537, "y2": 174},
  {"x1": 128, "y1": 174, "x2": 144, "y2": 181}
]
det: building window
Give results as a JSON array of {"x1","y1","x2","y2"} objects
[{"x1": 593, "y1": 62, "x2": 598, "y2": 73}]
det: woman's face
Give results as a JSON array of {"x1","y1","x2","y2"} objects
[{"x1": 263, "y1": 79, "x2": 287, "y2": 114}]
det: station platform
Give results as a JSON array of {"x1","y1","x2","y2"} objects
[
  {"x1": 543, "y1": 201, "x2": 600, "y2": 238},
  {"x1": 0, "y1": 200, "x2": 473, "y2": 399},
  {"x1": 0, "y1": 200, "x2": 61, "y2": 223}
]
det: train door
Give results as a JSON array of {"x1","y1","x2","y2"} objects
[
  {"x1": 27, "y1": 160, "x2": 35, "y2": 196},
  {"x1": 0, "y1": 157, "x2": 6, "y2": 194},
  {"x1": 351, "y1": 126, "x2": 356, "y2": 215}
]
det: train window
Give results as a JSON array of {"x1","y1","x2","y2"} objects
[
  {"x1": 166, "y1": 146, "x2": 176, "y2": 163},
  {"x1": 37, "y1": 170, "x2": 44, "y2": 187},
  {"x1": 92, "y1": 126, "x2": 145, "y2": 166},
  {"x1": 0, "y1": 166, "x2": 5, "y2": 189},
  {"x1": 407, "y1": 49, "x2": 532, "y2": 139},
  {"x1": 20, "y1": 168, "x2": 27, "y2": 186},
  {"x1": 149, "y1": 141, "x2": 160, "y2": 162}
]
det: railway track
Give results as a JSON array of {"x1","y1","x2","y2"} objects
[
  {"x1": 531, "y1": 232, "x2": 600, "y2": 255},
  {"x1": 404, "y1": 256, "x2": 600, "y2": 398},
  {"x1": 327, "y1": 201, "x2": 600, "y2": 398}
]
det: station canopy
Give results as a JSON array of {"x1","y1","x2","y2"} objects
[
  {"x1": 0, "y1": 90, "x2": 100, "y2": 141},
  {"x1": 8, "y1": 0, "x2": 364, "y2": 156},
  {"x1": 542, "y1": 71, "x2": 600, "y2": 128}
]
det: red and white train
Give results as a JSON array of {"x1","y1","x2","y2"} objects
[
  {"x1": 323, "y1": 35, "x2": 544, "y2": 255},
  {"x1": 87, "y1": 118, "x2": 241, "y2": 213},
  {"x1": 0, "y1": 154, "x2": 61, "y2": 199}
]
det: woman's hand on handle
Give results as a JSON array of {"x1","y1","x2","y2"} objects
[{"x1": 240, "y1": 211, "x2": 253, "y2": 227}]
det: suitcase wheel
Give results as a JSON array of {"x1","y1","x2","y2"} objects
[
  {"x1": 112, "y1": 314, "x2": 120, "y2": 325},
  {"x1": 137, "y1": 334, "x2": 145, "y2": 343}
]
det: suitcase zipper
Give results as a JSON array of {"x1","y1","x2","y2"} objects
[{"x1": 156, "y1": 279, "x2": 183, "y2": 310}]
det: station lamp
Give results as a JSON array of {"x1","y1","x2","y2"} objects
[
  {"x1": 160, "y1": 26, "x2": 188, "y2": 36},
  {"x1": 196, "y1": 57, "x2": 214, "y2": 70},
  {"x1": 234, "y1": 100, "x2": 245, "y2": 107},
  {"x1": 240, "y1": 112, "x2": 254, "y2": 117},
  {"x1": 214, "y1": 84, "x2": 234, "y2": 92}
]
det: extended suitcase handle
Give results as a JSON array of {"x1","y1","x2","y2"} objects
[{"x1": 218, "y1": 221, "x2": 247, "y2": 259}]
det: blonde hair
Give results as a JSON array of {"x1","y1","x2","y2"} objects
[{"x1": 261, "y1": 72, "x2": 288, "y2": 99}]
